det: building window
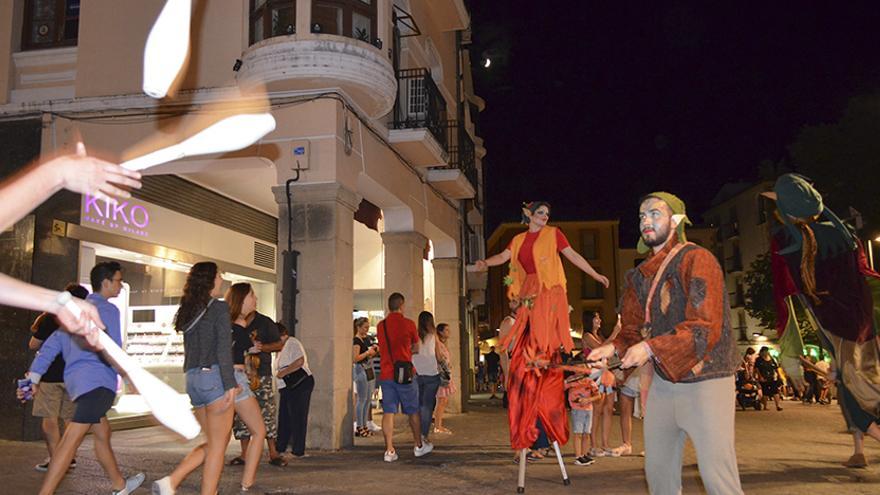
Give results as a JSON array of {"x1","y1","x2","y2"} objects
[
  {"x1": 22, "y1": 0, "x2": 80, "y2": 50},
  {"x1": 582, "y1": 270, "x2": 604, "y2": 299},
  {"x1": 250, "y1": 0, "x2": 296, "y2": 45},
  {"x1": 312, "y1": 0, "x2": 377, "y2": 43},
  {"x1": 580, "y1": 230, "x2": 598, "y2": 260}
]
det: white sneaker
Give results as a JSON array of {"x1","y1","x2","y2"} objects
[
  {"x1": 414, "y1": 440, "x2": 434, "y2": 457},
  {"x1": 367, "y1": 421, "x2": 382, "y2": 431},
  {"x1": 112, "y1": 472, "x2": 145, "y2": 495},
  {"x1": 383, "y1": 450, "x2": 399, "y2": 462},
  {"x1": 151, "y1": 476, "x2": 175, "y2": 495}
]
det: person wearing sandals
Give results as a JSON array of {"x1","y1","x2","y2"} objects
[
  {"x1": 413, "y1": 311, "x2": 442, "y2": 444},
  {"x1": 353, "y1": 317, "x2": 378, "y2": 438},
  {"x1": 28, "y1": 283, "x2": 87, "y2": 473},
  {"x1": 433, "y1": 323, "x2": 456, "y2": 435},
  {"x1": 153, "y1": 262, "x2": 236, "y2": 495},
  {"x1": 582, "y1": 312, "x2": 618, "y2": 458},
  {"x1": 224, "y1": 283, "x2": 268, "y2": 491}
]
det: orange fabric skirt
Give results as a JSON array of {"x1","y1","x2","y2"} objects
[
  {"x1": 501, "y1": 274, "x2": 573, "y2": 449},
  {"x1": 500, "y1": 275, "x2": 573, "y2": 356}
]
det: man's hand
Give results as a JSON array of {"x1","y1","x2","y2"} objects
[
  {"x1": 621, "y1": 341, "x2": 652, "y2": 369},
  {"x1": 473, "y1": 260, "x2": 489, "y2": 272},
  {"x1": 593, "y1": 273, "x2": 610, "y2": 289},
  {"x1": 587, "y1": 343, "x2": 616, "y2": 363},
  {"x1": 55, "y1": 297, "x2": 104, "y2": 350}
]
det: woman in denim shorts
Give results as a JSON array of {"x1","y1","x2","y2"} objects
[
  {"x1": 152, "y1": 262, "x2": 237, "y2": 495},
  {"x1": 225, "y1": 283, "x2": 268, "y2": 490}
]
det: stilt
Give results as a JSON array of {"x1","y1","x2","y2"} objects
[
  {"x1": 552, "y1": 441, "x2": 571, "y2": 486},
  {"x1": 517, "y1": 448, "x2": 527, "y2": 493}
]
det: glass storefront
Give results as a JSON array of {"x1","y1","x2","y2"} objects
[{"x1": 79, "y1": 241, "x2": 276, "y2": 421}]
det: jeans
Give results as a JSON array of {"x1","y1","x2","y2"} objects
[
  {"x1": 416, "y1": 374, "x2": 441, "y2": 438},
  {"x1": 353, "y1": 365, "x2": 375, "y2": 428},
  {"x1": 276, "y1": 375, "x2": 315, "y2": 456}
]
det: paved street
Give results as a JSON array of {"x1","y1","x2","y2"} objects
[{"x1": 1, "y1": 396, "x2": 879, "y2": 494}]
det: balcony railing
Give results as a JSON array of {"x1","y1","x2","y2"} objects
[
  {"x1": 436, "y1": 120, "x2": 477, "y2": 189},
  {"x1": 391, "y1": 68, "x2": 448, "y2": 151}
]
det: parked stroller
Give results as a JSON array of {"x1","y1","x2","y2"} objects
[{"x1": 736, "y1": 369, "x2": 761, "y2": 411}]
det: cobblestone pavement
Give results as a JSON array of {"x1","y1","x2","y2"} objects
[{"x1": 1, "y1": 396, "x2": 878, "y2": 494}]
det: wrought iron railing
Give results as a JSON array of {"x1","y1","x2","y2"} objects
[
  {"x1": 391, "y1": 68, "x2": 447, "y2": 150},
  {"x1": 439, "y1": 120, "x2": 477, "y2": 191}
]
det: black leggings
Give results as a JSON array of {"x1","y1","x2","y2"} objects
[{"x1": 276, "y1": 375, "x2": 315, "y2": 456}]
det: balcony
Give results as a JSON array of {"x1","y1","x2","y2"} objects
[
  {"x1": 388, "y1": 68, "x2": 449, "y2": 167},
  {"x1": 427, "y1": 121, "x2": 476, "y2": 200},
  {"x1": 236, "y1": 34, "x2": 396, "y2": 118}
]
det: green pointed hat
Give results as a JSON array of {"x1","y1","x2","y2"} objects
[{"x1": 637, "y1": 192, "x2": 692, "y2": 254}]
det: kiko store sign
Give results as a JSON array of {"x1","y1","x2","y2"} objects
[{"x1": 81, "y1": 194, "x2": 151, "y2": 238}]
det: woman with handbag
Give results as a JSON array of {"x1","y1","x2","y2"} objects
[
  {"x1": 276, "y1": 324, "x2": 314, "y2": 458},
  {"x1": 224, "y1": 283, "x2": 267, "y2": 491},
  {"x1": 433, "y1": 323, "x2": 456, "y2": 434},
  {"x1": 353, "y1": 317, "x2": 378, "y2": 438},
  {"x1": 153, "y1": 262, "x2": 236, "y2": 495}
]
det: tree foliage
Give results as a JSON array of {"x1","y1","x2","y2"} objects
[
  {"x1": 743, "y1": 251, "x2": 819, "y2": 346},
  {"x1": 744, "y1": 252, "x2": 776, "y2": 331}
]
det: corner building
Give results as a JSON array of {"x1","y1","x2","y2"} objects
[{"x1": 0, "y1": 0, "x2": 486, "y2": 449}]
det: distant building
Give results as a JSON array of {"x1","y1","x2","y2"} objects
[
  {"x1": 484, "y1": 220, "x2": 622, "y2": 346},
  {"x1": 704, "y1": 181, "x2": 774, "y2": 343}
]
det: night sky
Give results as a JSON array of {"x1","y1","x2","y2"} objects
[{"x1": 468, "y1": 1, "x2": 880, "y2": 244}]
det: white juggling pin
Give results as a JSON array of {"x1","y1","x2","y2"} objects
[
  {"x1": 59, "y1": 292, "x2": 201, "y2": 439},
  {"x1": 121, "y1": 113, "x2": 276, "y2": 171},
  {"x1": 143, "y1": 0, "x2": 192, "y2": 99}
]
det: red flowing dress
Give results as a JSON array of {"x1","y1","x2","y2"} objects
[{"x1": 503, "y1": 229, "x2": 572, "y2": 449}]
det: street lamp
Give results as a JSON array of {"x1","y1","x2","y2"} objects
[{"x1": 868, "y1": 236, "x2": 880, "y2": 271}]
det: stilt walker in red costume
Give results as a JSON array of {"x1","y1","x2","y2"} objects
[{"x1": 473, "y1": 202, "x2": 609, "y2": 491}]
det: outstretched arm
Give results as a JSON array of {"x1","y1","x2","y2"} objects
[
  {"x1": 474, "y1": 249, "x2": 512, "y2": 271},
  {"x1": 560, "y1": 247, "x2": 609, "y2": 288},
  {"x1": 0, "y1": 143, "x2": 141, "y2": 232}
]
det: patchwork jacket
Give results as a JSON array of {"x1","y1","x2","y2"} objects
[{"x1": 613, "y1": 239, "x2": 738, "y2": 383}]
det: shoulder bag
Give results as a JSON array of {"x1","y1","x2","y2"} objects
[{"x1": 381, "y1": 320, "x2": 413, "y2": 384}]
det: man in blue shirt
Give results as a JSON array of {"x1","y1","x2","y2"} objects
[{"x1": 27, "y1": 261, "x2": 144, "y2": 495}]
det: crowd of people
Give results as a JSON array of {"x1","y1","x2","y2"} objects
[{"x1": 20, "y1": 261, "x2": 316, "y2": 494}]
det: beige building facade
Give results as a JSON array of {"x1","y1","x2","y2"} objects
[
  {"x1": 704, "y1": 181, "x2": 773, "y2": 343},
  {"x1": 0, "y1": 0, "x2": 485, "y2": 448}
]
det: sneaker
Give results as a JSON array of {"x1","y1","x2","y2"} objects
[
  {"x1": 367, "y1": 421, "x2": 382, "y2": 432},
  {"x1": 414, "y1": 440, "x2": 434, "y2": 457},
  {"x1": 589, "y1": 448, "x2": 606, "y2": 457},
  {"x1": 574, "y1": 455, "x2": 595, "y2": 466},
  {"x1": 383, "y1": 450, "x2": 399, "y2": 462},
  {"x1": 610, "y1": 444, "x2": 632, "y2": 457},
  {"x1": 151, "y1": 476, "x2": 174, "y2": 495},
  {"x1": 844, "y1": 453, "x2": 868, "y2": 469},
  {"x1": 112, "y1": 472, "x2": 145, "y2": 495}
]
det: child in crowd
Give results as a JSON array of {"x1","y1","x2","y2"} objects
[{"x1": 565, "y1": 371, "x2": 602, "y2": 466}]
